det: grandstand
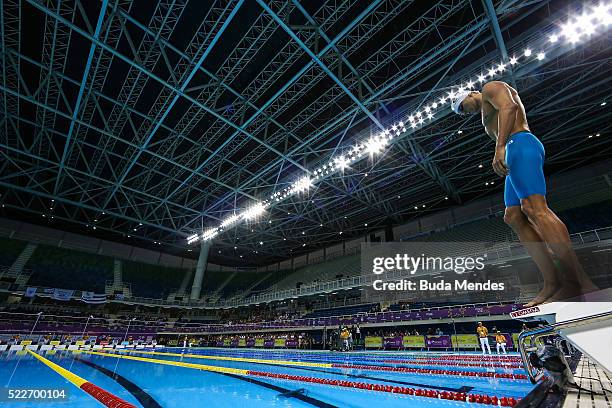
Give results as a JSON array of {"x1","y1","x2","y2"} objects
[{"x1": 0, "y1": 1, "x2": 611, "y2": 407}]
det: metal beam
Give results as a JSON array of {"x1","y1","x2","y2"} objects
[
  {"x1": 100, "y1": 0, "x2": 245, "y2": 210},
  {"x1": 53, "y1": 0, "x2": 108, "y2": 195},
  {"x1": 482, "y1": 0, "x2": 517, "y2": 88}
]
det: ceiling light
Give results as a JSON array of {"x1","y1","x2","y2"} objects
[
  {"x1": 243, "y1": 203, "x2": 265, "y2": 220},
  {"x1": 365, "y1": 137, "x2": 385, "y2": 154},
  {"x1": 221, "y1": 214, "x2": 240, "y2": 227}
]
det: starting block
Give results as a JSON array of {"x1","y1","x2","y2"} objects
[{"x1": 511, "y1": 289, "x2": 612, "y2": 373}]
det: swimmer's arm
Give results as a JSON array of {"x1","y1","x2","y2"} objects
[{"x1": 482, "y1": 82, "x2": 518, "y2": 147}]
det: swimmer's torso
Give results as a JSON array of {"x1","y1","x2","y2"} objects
[{"x1": 481, "y1": 82, "x2": 530, "y2": 142}]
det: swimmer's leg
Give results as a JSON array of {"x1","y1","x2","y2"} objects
[
  {"x1": 520, "y1": 194, "x2": 598, "y2": 301},
  {"x1": 504, "y1": 205, "x2": 560, "y2": 306},
  {"x1": 504, "y1": 175, "x2": 560, "y2": 306},
  {"x1": 506, "y1": 133, "x2": 596, "y2": 301}
]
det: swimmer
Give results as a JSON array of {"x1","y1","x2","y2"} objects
[{"x1": 451, "y1": 81, "x2": 597, "y2": 306}]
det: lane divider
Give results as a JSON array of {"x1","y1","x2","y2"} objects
[
  {"x1": 79, "y1": 350, "x2": 250, "y2": 375},
  {"x1": 331, "y1": 364, "x2": 528, "y2": 380},
  {"x1": 26, "y1": 350, "x2": 136, "y2": 408},
  {"x1": 108, "y1": 349, "x2": 333, "y2": 368},
  {"x1": 381, "y1": 359, "x2": 523, "y2": 369},
  {"x1": 247, "y1": 371, "x2": 521, "y2": 406},
  {"x1": 104, "y1": 349, "x2": 526, "y2": 380},
  {"x1": 78, "y1": 350, "x2": 521, "y2": 405},
  {"x1": 190, "y1": 351, "x2": 523, "y2": 368}
]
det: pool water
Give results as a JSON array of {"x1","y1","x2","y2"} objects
[{"x1": 0, "y1": 349, "x2": 534, "y2": 407}]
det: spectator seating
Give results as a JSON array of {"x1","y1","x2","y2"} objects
[
  {"x1": 122, "y1": 261, "x2": 187, "y2": 299},
  {"x1": 0, "y1": 237, "x2": 28, "y2": 268},
  {"x1": 303, "y1": 303, "x2": 375, "y2": 318},
  {"x1": 26, "y1": 245, "x2": 113, "y2": 292}
]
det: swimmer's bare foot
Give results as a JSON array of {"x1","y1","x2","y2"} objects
[
  {"x1": 546, "y1": 285, "x2": 584, "y2": 302},
  {"x1": 576, "y1": 283, "x2": 599, "y2": 300},
  {"x1": 525, "y1": 285, "x2": 561, "y2": 307}
]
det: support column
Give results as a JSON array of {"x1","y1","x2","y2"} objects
[
  {"x1": 190, "y1": 241, "x2": 210, "y2": 300},
  {"x1": 113, "y1": 259, "x2": 122, "y2": 289}
]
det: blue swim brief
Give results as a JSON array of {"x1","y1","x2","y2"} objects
[{"x1": 504, "y1": 131, "x2": 546, "y2": 207}]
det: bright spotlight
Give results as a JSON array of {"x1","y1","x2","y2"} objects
[
  {"x1": 295, "y1": 176, "x2": 313, "y2": 192},
  {"x1": 243, "y1": 203, "x2": 265, "y2": 220},
  {"x1": 202, "y1": 228, "x2": 218, "y2": 241},
  {"x1": 524, "y1": 48, "x2": 532, "y2": 57},
  {"x1": 365, "y1": 137, "x2": 385, "y2": 154},
  {"x1": 221, "y1": 214, "x2": 240, "y2": 227},
  {"x1": 561, "y1": 23, "x2": 580, "y2": 43}
]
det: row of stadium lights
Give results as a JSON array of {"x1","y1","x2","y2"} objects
[{"x1": 187, "y1": 3, "x2": 612, "y2": 245}]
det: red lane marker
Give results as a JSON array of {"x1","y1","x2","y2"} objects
[
  {"x1": 80, "y1": 382, "x2": 136, "y2": 408},
  {"x1": 409, "y1": 355, "x2": 521, "y2": 362},
  {"x1": 331, "y1": 364, "x2": 527, "y2": 380},
  {"x1": 381, "y1": 359, "x2": 523, "y2": 369},
  {"x1": 247, "y1": 370, "x2": 520, "y2": 406}
]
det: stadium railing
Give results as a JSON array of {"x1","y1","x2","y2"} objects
[
  {"x1": 0, "y1": 302, "x2": 519, "y2": 338},
  {"x1": 1, "y1": 226, "x2": 609, "y2": 309}
]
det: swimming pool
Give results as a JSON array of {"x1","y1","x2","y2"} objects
[{"x1": 1, "y1": 348, "x2": 534, "y2": 407}]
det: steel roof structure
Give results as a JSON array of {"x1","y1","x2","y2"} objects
[{"x1": 1, "y1": 0, "x2": 610, "y2": 266}]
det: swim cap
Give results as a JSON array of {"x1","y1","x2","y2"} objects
[{"x1": 451, "y1": 90, "x2": 473, "y2": 114}]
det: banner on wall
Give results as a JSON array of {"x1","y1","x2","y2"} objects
[
  {"x1": 254, "y1": 338, "x2": 265, "y2": 347},
  {"x1": 81, "y1": 292, "x2": 107, "y2": 304},
  {"x1": 49, "y1": 340, "x2": 61, "y2": 346},
  {"x1": 425, "y1": 335, "x2": 452, "y2": 348},
  {"x1": 402, "y1": 336, "x2": 426, "y2": 348},
  {"x1": 512, "y1": 333, "x2": 519, "y2": 348},
  {"x1": 383, "y1": 337, "x2": 402, "y2": 348},
  {"x1": 52, "y1": 288, "x2": 74, "y2": 301},
  {"x1": 364, "y1": 336, "x2": 383, "y2": 348},
  {"x1": 264, "y1": 339, "x2": 275, "y2": 348},
  {"x1": 274, "y1": 338, "x2": 286, "y2": 348},
  {"x1": 223, "y1": 339, "x2": 231, "y2": 347},
  {"x1": 246, "y1": 338, "x2": 256, "y2": 347},
  {"x1": 451, "y1": 334, "x2": 479, "y2": 348},
  {"x1": 238, "y1": 339, "x2": 246, "y2": 347}
]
